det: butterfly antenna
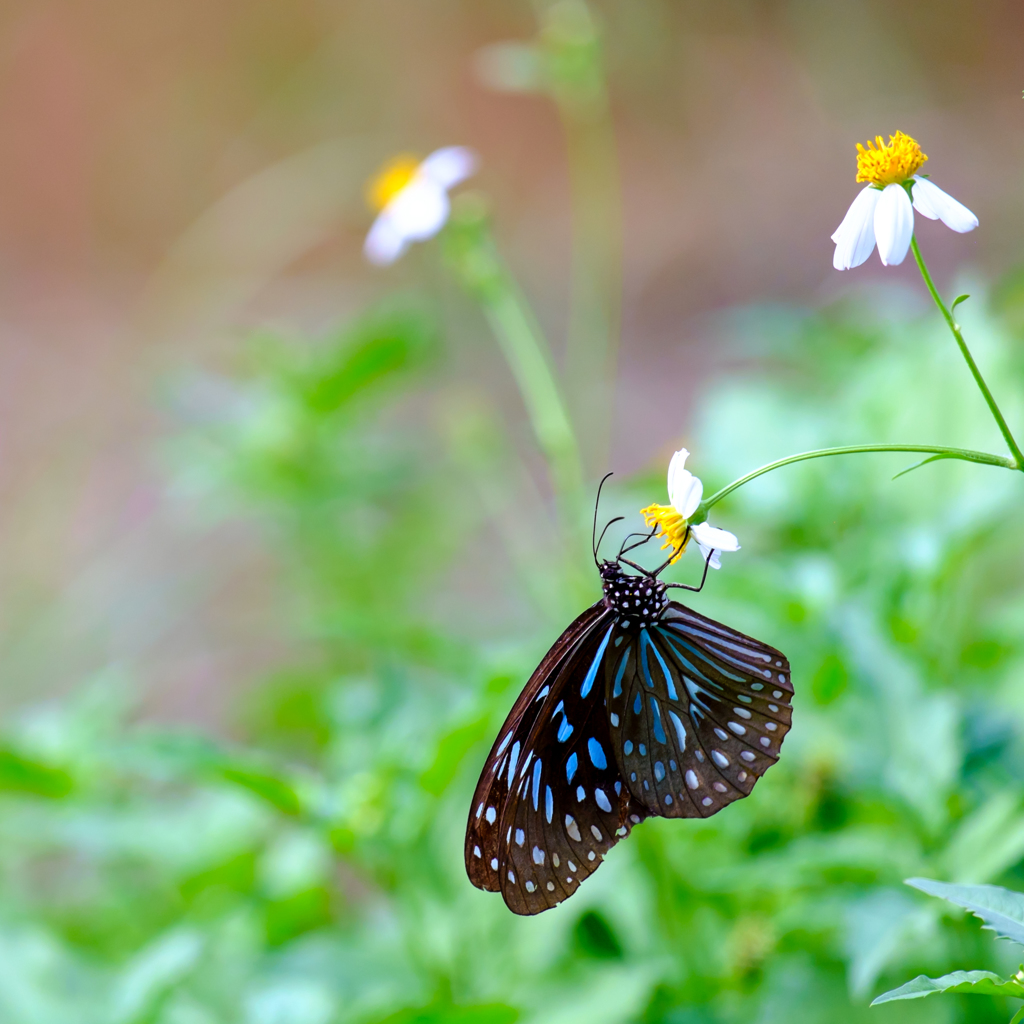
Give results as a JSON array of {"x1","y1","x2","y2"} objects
[
  {"x1": 595, "y1": 516, "x2": 624, "y2": 560},
  {"x1": 592, "y1": 472, "x2": 614, "y2": 564}
]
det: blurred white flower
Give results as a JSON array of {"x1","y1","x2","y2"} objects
[
  {"x1": 641, "y1": 448, "x2": 740, "y2": 569},
  {"x1": 363, "y1": 147, "x2": 477, "y2": 265},
  {"x1": 832, "y1": 131, "x2": 978, "y2": 271}
]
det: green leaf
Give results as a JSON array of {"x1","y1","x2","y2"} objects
[
  {"x1": 951, "y1": 293, "x2": 971, "y2": 314},
  {"x1": 0, "y1": 748, "x2": 74, "y2": 798},
  {"x1": 892, "y1": 453, "x2": 956, "y2": 480},
  {"x1": 301, "y1": 307, "x2": 436, "y2": 414},
  {"x1": 377, "y1": 1003, "x2": 518, "y2": 1024},
  {"x1": 870, "y1": 969, "x2": 1024, "y2": 1005},
  {"x1": 906, "y1": 878, "x2": 1024, "y2": 945},
  {"x1": 420, "y1": 715, "x2": 489, "y2": 796},
  {"x1": 218, "y1": 763, "x2": 303, "y2": 816}
]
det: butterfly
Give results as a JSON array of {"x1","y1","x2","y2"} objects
[{"x1": 465, "y1": 476, "x2": 793, "y2": 915}]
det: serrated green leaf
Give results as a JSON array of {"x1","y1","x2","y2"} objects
[
  {"x1": 871, "y1": 969, "x2": 1024, "y2": 1005},
  {"x1": 907, "y1": 878, "x2": 1024, "y2": 945}
]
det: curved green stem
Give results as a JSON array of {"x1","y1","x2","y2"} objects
[
  {"x1": 442, "y1": 202, "x2": 585, "y2": 530},
  {"x1": 910, "y1": 235, "x2": 1024, "y2": 469},
  {"x1": 694, "y1": 443, "x2": 1015, "y2": 520}
]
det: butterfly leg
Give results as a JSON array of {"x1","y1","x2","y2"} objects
[
  {"x1": 664, "y1": 548, "x2": 715, "y2": 593},
  {"x1": 617, "y1": 524, "x2": 658, "y2": 559}
]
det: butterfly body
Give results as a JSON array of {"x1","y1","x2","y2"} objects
[{"x1": 466, "y1": 558, "x2": 792, "y2": 915}]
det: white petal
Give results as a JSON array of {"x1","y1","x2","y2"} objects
[
  {"x1": 912, "y1": 175, "x2": 978, "y2": 233},
  {"x1": 386, "y1": 179, "x2": 450, "y2": 240},
  {"x1": 874, "y1": 183, "x2": 914, "y2": 266},
  {"x1": 698, "y1": 545, "x2": 722, "y2": 570},
  {"x1": 690, "y1": 521, "x2": 740, "y2": 553},
  {"x1": 420, "y1": 146, "x2": 478, "y2": 190},
  {"x1": 667, "y1": 449, "x2": 703, "y2": 519},
  {"x1": 691, "y1": 520, "x2": 739, "y2": 571},
  {"x1": 364, "y1": 210, "x2": 409, "y2": 265},
  {"x1": 831, "y1": 186, "x2": 880, "y2": 270}
]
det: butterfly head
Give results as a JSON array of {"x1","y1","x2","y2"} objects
[{"x1": 598, "y1": 561, "x2": 668, "y2": 628}]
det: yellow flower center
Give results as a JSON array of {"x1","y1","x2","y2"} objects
[
  {"x1": 640, "y1": 504, "x2": 691, "y2": 565},
  {"x1": 855, "y1": 131, "x2": 927, "y2": 187},
  {"x1": 366, "y1": 154, "x2": 421, "y2": 211}
]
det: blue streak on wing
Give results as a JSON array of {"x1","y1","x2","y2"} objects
[
  {"x1": 640, "y1": 634, "x2": 654, "y2": 690},
  {"x1": 507, "y1": 741, "x2": 521, "y2": 787},
  {"x1": 643, "y1": 631, "x2": 678, "y2": 700},
  {"x1": 649, "y1": 696, "x2": 667, "y2": 744},
  {"x1": 531, "y1": 759, "x2": 542, "y2": 810},
  {"x1": 581, "y1": 625, "x2": 615, "y2": 698},
  {"x1": 566, "y1": 752, "x2": 578, "y2": 784},
  {"x1": 683, "y1": 675, "x2": 718, "y2": 712},
  {"x1": 557, "y1": 717, "x2": 573, "y2": 742},
  {"x1": 658, "y1": 628, "x2": 738, "y2": 686},
  {"x1": 655, "y1": 622, "x2": 753, "y2": 679},
  {"x1": 588, "y1": 737, "x2": 607, "y2": 770},
  {"x1": 672, "y1": 622, "x2": 772, "y2": 661},
  {"x1": 668, "y1": 709, "x2": 687, "y2": 750},
  {"x1": 612, "y1": 649, "x2": 630, "y2": 698}
]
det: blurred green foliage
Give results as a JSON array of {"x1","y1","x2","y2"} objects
[{"x1": 1, "y1": 281, "x2": 1024, "y2": 1024}]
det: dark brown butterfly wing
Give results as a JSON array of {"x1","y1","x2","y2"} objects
[
  {"x1": 608, "y1": 601, "x2": 793, "y2": 818},
  {"x1": 497, "y1": 622, "x2": 649, "y2": 914},
  {"x1": 465, "y1": 601, "x2": 608, "y2": 893}
]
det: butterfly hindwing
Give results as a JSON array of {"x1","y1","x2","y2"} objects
[
  {"x1": 498, "y1": 620, "x2": 647, "y2": 914},
  {"x1": 609, "y1": 601, "x2": 793, "y2": 819},
  {"x1": 465, "y1": 601, "x2": 609, "y2": 893}
]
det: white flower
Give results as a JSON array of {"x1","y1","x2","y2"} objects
[
  {"x1": 642, "y1": 449, "x2": 740, "y2": 569},
  {"x1": 363, "y1": 146, "x2": 477, "y2": 265},
  {"x1": 831, "y1": 131, "x2": 977, "y2": 271}
]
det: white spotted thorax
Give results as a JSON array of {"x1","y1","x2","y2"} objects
[{"x1": 599, "y1": 561, "x2": 668, "y2": 629}]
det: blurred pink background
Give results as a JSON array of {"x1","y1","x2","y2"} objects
[{"x1": 0, "y1": 0, "x2": 1019, "y2": 722}]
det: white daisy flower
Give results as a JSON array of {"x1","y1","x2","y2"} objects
[
  {"x1": 641, "y1": 448, "x2": 740, "y2": 569},
  {"x1": 832, "y1": 131, "x2": 978, "y2": 271},
  {"x1": 363, "y1": 146, "x2": 477, "y2": 265}
]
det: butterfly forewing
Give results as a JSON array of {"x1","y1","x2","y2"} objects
[
  {"x1": 609, "y1": 602, "x2": 792, "y2": 819},
  {"x1": 465, "y1": 601, "x2": 609, "y2": 893},
  {"x1": 498, "y1": 620, "x2": 647, "y2": 914}
]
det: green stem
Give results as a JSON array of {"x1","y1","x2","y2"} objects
[
  {"x1": 479, "y1": 288, "x2": 585, "y2": 511},
  {"x1": 695, "y1": 443, "x2": 1015, "y2": 520},
  {"x1": 442, "y1": 203, "x2": 586, "y2": 532},
  {"x1": 910, "y1": 235, "x2": 1024, "y2": 469},
  {"x1": 533, "y1": 0, "x2": 621, "y2": 475}
]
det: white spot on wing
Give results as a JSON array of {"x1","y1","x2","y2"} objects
[{"x1": 485, "y1": 806, "x2": 496, "y2": 824}]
